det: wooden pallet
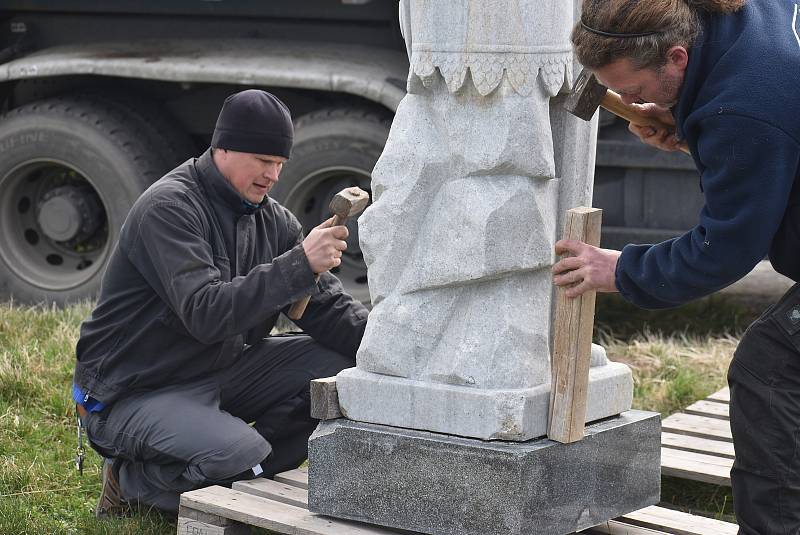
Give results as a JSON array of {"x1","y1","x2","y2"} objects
[
  {"x1": 661, "y1": 387, "x2": 733, "y2": 486},
  {"x1": 177, "y1": 467, "x2": 737, "y2": 535}
]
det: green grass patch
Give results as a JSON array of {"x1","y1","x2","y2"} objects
[{"x1": 0, "y1": 301, "x2": 174, "y2": 534}]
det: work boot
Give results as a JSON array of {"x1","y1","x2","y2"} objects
[{"x1": 95, "y1": 458, "x2": 129, "y2": 519}]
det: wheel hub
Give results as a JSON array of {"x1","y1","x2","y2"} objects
[{"x1": 36, "y1": 185, "x2": 103, "y2": 244}]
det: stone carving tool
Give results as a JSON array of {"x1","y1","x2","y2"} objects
[
  {"x1": 564, "y1": 67, "x2": 690, "y2": 154},
  {"x1": 287, "y1": 186, "x2": 370, "y2": 320}
]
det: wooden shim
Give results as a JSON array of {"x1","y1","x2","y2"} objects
[
  {"x1": 232, "y1": 477, "x2": 309, "y2": 508},
  {"x1": 621, "y1": 505, "x2": 738, "y2": 535},
  {"x1": 661, "y1": 447, "x2": 732, "y2": 486},
  {"x1": 661, "y1": 432, "x2": 735, "y2": 459},
  {"x1": 274, "y1": 466, "x2": 309, "y2": 489},
  {"x1": 684, "y1": 400, "x2": 729, "y2": 420},
  {"x1": 310, "y1": 377, "x2": 342, "y2": 420},
  {"x1": 706, "y1": 387, "x2": 730, "y2": 404},
  {"x1": 180, "y1": 486, "x2": 400, "y2": 535},
  {"x1": 548, "y1": 207, "x2": 603, "y2": 443},
  {"x1": 661, "y1": 413, "x2": 732, "y2": 442}
]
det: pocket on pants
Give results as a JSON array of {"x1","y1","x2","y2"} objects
[
  {"x1": 772, "y1": 283, "x2": 800, "y2": 352},
  {"x1": 733, "y1": 284, "x2": 800, "y2": 386}
]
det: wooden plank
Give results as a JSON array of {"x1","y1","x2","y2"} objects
[
  {"x1": 177, "y1": 507, "x2": 250, "y2": 535},
  {"x1": 180, "y1": 486, "x2": 400, "y2": 535},
  {"x1": 661, "y1": 413, "x2": 732, "y2": 442},
  {"x1": 232, "y1": 477, "x2": 309, "y2": 508},
  {"x1": 311, "y1": 377, "x2": 342, "y2": 420},
  {"x1": 661, "y1": 447, "x2": 732, "y2": 486},
  {"x1": 622, "y1": 505, "x2": 737, "y2": 535},
  {"x1": 583, "y1": 522, "x2": 673, "y2": 534},
  {"x1": 661, "y1": 432, "x2": 735, "y2": 459},
  {"x1": 684, "y1": 400, "x2": 729, "y2": 420},
  {"x1": 706, "y1": 388, "x2": 730, "y2": 404},
  {"x1": 274, "y1": 467, "x2": 309, "y2": 489},
  {"x1": 177, "y1": 516, "x2": 248, "y2": 535},
  {"x1": 549, "y1": 206, "x2": 603, "y2": 443}
]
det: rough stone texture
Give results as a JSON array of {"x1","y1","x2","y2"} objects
[
  {"x1": 308, "y1": 410, "x2": 661, "y2": 535},
  {"x1": 339, "y1": 0, "x2": 629, "y2": 441}
]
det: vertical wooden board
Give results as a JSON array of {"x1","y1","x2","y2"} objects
[{"x1": 548, "y1": 207, "x2": 602, "y2": 443}]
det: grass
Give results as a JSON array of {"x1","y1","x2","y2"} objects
[{"x1": 0, "y1": 295, "x2": 761, "y2": 532}]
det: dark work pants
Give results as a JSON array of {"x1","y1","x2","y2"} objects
[
  {"x1": 82, "y1": 335, "x2": 353, "y2": 514},
  {"x1": 729, "y1": 283, "x2": 800, "y2": 534}
]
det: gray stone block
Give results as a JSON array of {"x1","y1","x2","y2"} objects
[{"x1": 308, "y1": 410, "x2": 660, "y2": 535}]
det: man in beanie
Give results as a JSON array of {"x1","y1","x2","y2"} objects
[
  {"x1": 554, "y1": 1, "x2": 800, "y2": 531},
  {"x1": 72, "y1": 89, "x2": 368, "y2": 517}
]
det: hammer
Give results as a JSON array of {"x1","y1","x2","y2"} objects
[
  {"x1": 287, "y1": 186, "x2": 370, "y2": 320},
  {"x1": 564, "y1": 68, "x2": 690, "y2": 155}
]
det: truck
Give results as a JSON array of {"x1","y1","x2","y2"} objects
[{"x1": 0, "y1": 1, "x2": 703, "y2": 305}]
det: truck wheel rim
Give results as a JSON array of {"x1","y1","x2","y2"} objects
[
  {"x1": 0, "y1": 160, "x2": 110, "y2": 292},
  {"x1": 281, "y1": 166, "x2": 371, "y2": 300}
]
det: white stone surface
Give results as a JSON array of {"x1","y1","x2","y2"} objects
[{"x1": 339, "y1": 0, "x2": 632, "y2": 441}]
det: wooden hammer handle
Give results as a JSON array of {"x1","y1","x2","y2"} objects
[
  {"x1": 600, "y1": 91, "x2": 690, "y2": 154},
  {"x1": 286, "y1": 214, "x2": 349, "y2": 321}
]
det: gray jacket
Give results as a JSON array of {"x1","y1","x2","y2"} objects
[{"x1": 74, "y1": 149, "x2": 368, "y2": 406}]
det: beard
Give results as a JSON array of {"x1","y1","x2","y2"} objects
[{"x1": 655, "y1": 66, "x2": 683, "y2": 108}]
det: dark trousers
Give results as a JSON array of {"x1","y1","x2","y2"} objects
[
  {"x1": 82, "y1": 335, "x2": 353, "y2": 513},
  {"x1": 729, "y1": 283, "x2": 800, "y2": 534}
]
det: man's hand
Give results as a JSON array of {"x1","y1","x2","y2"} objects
[
  {"x1": 552, "y1": 240, "x2": 621, "y2": 298},
  {"x1": 628, "y1": 103, "x2": 682, "y2": 152},
  {"x1": 302, "y1": 217, "x2": 348, "y2": 274}
]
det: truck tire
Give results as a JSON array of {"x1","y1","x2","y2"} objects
[
  {"x1": 86, "y1": 92, "x2": 197, "y2": 169},
  {"x1": 271, "y1": 107, "x2": 391, "y2": 304},
  {"x1": 0, "y1": 96, "x2": 165, "y2": 304}
]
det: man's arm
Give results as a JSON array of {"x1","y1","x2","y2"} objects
[
  {"x1": 555, "y1": 115, "x2": 799, "y2": 308},
  {"x1": 126, "y1": 200, "x2": 319, "y2": 344}
]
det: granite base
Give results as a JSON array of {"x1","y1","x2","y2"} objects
[{"x1": 308, "y1": 410, "x2": 660, "y2": 535}]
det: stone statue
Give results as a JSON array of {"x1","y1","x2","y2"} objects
[{"x1": 336, "y1": 0, "x2": 632, "y2": 440}]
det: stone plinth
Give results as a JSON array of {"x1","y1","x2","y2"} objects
[
  {"x1": 336, "y1": 350, "x2": 632, "y2": 441},
  {"x1": 308, "y1": 410, "x2": 660, "y2": 535}
]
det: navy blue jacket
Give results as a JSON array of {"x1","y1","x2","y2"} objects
[{"x1": 616, "y1": 0, "x2": 800, "y2": 308}]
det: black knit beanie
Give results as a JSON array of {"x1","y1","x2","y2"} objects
[{"x1": 211, "y1": 90, "x2": 293, "y2": 158}]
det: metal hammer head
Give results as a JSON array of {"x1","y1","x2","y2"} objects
[
  {"x1": 563, "y1": 68, "x2": 609, "y2": 121},
  {"x1": 329, "y1": 186, "x2": 370, "y2": 220}
]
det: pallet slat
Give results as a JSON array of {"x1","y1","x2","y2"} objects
[
  {"x1": 661, "y1": 432, "x2": 735, "y2": 459},
  {"x1": 274, "y1": 466, "x2": 309, "y2": 489},
  {"x1": 661, "y1": 447, "x2": 732, "y2": 486},
  {"x1": 232, "y1": 478, "x2": 308, "y2": 508},
  {"x1": 661, "y1": 413, "x2": 732, "y2": 442},
  {"x1": 621, "y1": 506, "x2": 737, "y2": 535},
  {"x1": 583, "y1": 522, "x2": 675, "y2": 534},
  {"x1": 180, "y1": 486, "x2": 399, "y2": 535},
  {"x1": 706, "y1": 388, "x2": 730, "y2": 404},
  {"x1": 684, "y1": 400, "x2": 729, "y2": 420}
]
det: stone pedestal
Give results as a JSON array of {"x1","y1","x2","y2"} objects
[
  {"x1": 337, "y1": 344, "x2": 632, "y2": 441},
  {"x1": 308, "y1": 410, "x2": 661, "y2": 535}
]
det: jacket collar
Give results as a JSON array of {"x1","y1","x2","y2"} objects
[{"x1": 194, "y1": 148, "x2": 265, "y2": 216}]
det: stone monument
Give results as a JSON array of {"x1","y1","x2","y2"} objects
[{"x1": 308, "y1": 1, "x2": 660, "y2": 533}]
